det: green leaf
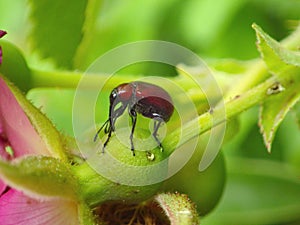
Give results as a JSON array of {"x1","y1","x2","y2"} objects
[
  {"x1": 0, "y1": 156, "x2": 78, "y2": 200},
  {"x1": 253, "y1": 23, "x2": 300, "y2": 74},
  {"x1": 28, "y1": 0, "x2": 88, "y2": 68},
  {"x1": 0, "y1": 40, "x2": 31, "y2": 92},
  {"x1": 155, "y1": 192, "x2": 200, "y2": 225},
  {"x1": 253, "y1": 24, "x2": 300, "y2": 152},
  {"x1": 259, "y1": 80, "x2": 300, "y2": 152},
  {"x1": 73, "y1": 0, "x2": 103, "y2": 69}
]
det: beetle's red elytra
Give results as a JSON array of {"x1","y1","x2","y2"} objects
[{"x1": 94, "y1": 81, "x2": 174, "y2": 156}]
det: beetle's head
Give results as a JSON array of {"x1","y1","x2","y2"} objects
[
  {"x1": 108, "y1": 87, "x2": 127, "y2": 131},
  {"x1": 109, "y1": 88, "x2": 119, "y2": 105}
]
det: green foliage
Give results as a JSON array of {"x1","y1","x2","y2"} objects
[
  {"x1": 0, "y1": 156, "x2": 78, "y2": 199},
  {"x1": 253, "y1": 24, "x2": 300, "y2": 152},
  {"x1": 259, "y1": 83, "x2": 300, "y2": 152},
  {"x1": 1, "y1": 1, "x2": 300, "y2": 224},
  {"x1": 254, "y1": 24, "x2": 300, "y2": 70},
  {"x1": 73, "y1": 0, "x2": 102, "y2": 69},
  {"x1": 0, "y1": 40, "x2": 31, "y2": 91},
  {"x1": 28, "y1": 0, "x2": 88, "y2": 68}
]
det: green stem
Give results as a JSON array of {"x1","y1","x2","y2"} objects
[
  {"x1": 224, "y1": 60, "x2": 269, "y2": 99},
  {"x1": 30, "y1": 69, "x2": 83, "y2": 88},
  {"x1": 164, "y1": 76, "x2": 277, "y2": 153},
  {"x1": 30, "y1": 69, "x2": 141, "y2": 89}
]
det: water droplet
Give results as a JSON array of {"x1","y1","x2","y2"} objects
[{"x1": 146, "y1": 152, "x2": 155, "y2": 161}]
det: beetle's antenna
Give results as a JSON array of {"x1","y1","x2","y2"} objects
[{"x1": 93, "y1": 119, "x2": 110, "y2": 142}]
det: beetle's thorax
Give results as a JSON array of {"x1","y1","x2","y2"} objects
[{"x1": 115, "y1": 83, "x2": 134, "y2": 102}]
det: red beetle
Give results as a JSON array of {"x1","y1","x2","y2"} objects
[{"x1": 94, "y1": 81, "x2": 174, "y2": 156}]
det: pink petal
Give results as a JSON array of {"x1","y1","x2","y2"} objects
[
  {"x1": 0, "y1": 77, "x2": 50, "y2": 157},
  {"x1": 0, "y1": 31, "x2": 5, "y2": 65},
  {"x1": 0, "y1": 30, "x2": 6, "y2": 38},
  {"x1": 0, "y1": 131, "x2": 7, "y2": 156},
  {"x1": 0, "y1": 180, "x2": 6, "y2": 195},
  {"x1": 0, "y1": 124, "x2": 12, "y2": 160},
  {"x1": 0, "y1": 46, "x2": 3, "y2": 65},
  {"x1": 0, "y1": 189, "x2": 79, "y2": 225}
]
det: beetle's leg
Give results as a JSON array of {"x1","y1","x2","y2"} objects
[
  {"x1": 94, "y1": 119, "x2": 109, "y2": 142},
  {"x1": 102, "y1": 127, "x2": 112, "y2": 153},
  {"x1": 94, "y1": 104, "x2": 127, "y2": 153},
  {"x1": 101, "y1": 104, "x2": 126, "y2": 151},
  {"x1": 110, "y1": 103, "x2": 127, "y2": 132},
  {"x1": 129, "y1": 108, "x2": 137, "y2": 156},
  {"x1": 153, "y1": 119, "x2": 163, "y2": 151}
]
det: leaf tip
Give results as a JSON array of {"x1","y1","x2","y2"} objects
[
  {"x1": 251, "y1": 23, "x2": 258, "y2": 30},
  {"x1": 266, "y1": 141, "x2": 272, "y2": 153},
  {"x1": 261, "y1": 129, "x2": 273, "y2": 153}
]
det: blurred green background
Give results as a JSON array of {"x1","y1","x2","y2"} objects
[
  {"x1": 1, "y1": 0, "x2": 300, "y2": 70},
  {"x1": 1, "y1": 0, "x2": 300, "y2": 224}
]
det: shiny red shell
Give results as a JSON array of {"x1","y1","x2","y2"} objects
[{"x1": 116, "y1": 81, "x2": 174, "y2": 121}]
